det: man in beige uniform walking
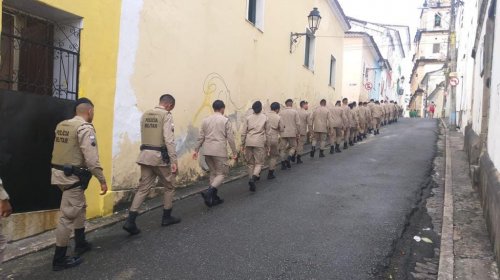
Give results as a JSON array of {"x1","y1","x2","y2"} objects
[
  {"x1": 0, "y1": 180, "x2": 12, "y2": 264},
  {"x1": 367, "y1": 99, "x2": 376, "y2": 134},
  {"x1": 372, "y1": 101, "x2": 383, "y2": 135},
  {"x1": 341, "y1": 98, "x2": 351, "y2": 150},
  {"x1": 357, "y1": 102, "x2": 366, "y2": 141},
  {"x1": 363, "y1": 102, "x2": 371, "y2": 138},
  {"x1": 51, "y1": 98, "x2": 107, "y2": 271},
  {"x1": 241, "y1": 101, "x2": 268, "y2": 192},
  {"x1": 279, "y1": 99, "x2": 300, "y2": 169},
  {"x1": 123, "y1": 94, "x2": 180, "y2": 236},
  {"x1": 310, "y1": 99, "x2": 330, "y2": 158},
  {"x1": 328, "y1": 100, "x2": 344, "y2": 154},
  {"x1": 193, "y1": 100, "x2": 237, "y2": 207},
  {"x1": 266, "y1": 102, "x2": 283, "y2": 180},
  {"x1": 296, "y1": 101, "x2": 311, "y2": 164}
]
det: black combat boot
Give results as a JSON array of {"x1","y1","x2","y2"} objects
[
  {"x1": 52, "y1": 246, "x2": 82, "y2": 271},
  {"x1": 281, "y1": 161, "x2": 287, "y2": 170},
  {"x1": 297, "y1": 155, "x2": 303, "y2": 164},
  {"x1": 267, "y1": 170, "x2": 276, "y2": 179},
  {"x1": 349, "y1": 140, "x2": 354, "y2": 146},
  {"x1": 330, "y1": 145, "x2": 335, "y2": 154},
  {"x1": 74, "y1": 228, "x2": 91, "y2": 256},
  {"x1": 376, "y1": 129, "x2": 380, "y2": 135},
  {"x1": 335, "y1": 144, "x2": 342, "y2": 153},
  {"x1": 343, "y1": 142, "x2": 348, "y2": 150},
  {"x1": 310, "y1": 146, "x2": 316, "y2": 158},
  {"x1": 212, "y1": 188, "x2": 224, "y2": 206},
  {"x1": 161, "y1": 208, "x2": 181, "y2": 226},
  {"x1": 249, "y1": 175, "x2": 258, "y2": 192},
  {"x1": 285, "y1": 159, "x2": 291, "y2": 169},
  {"x1": 201, "y1": 187, "x2": 215, "y2": 207},
  {"x1": 319, "y1": 150, "x2": 325, "y2": 158},
  {"x1": 122, "y1": 211, "x2": 141, "y2": 235},
  {"x1": 290, "y1": 153, "x2": 296, "y2": 163}
]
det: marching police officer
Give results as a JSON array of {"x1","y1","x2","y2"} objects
[
  {"x1": 297, "y1": 101, "x2": 311, "y2": 164},
  {"x1": 266, "y1": 102, "x2": 283, "y2": 179},
  {"x1": 310, "y1": 99, "x2": 330, "y2": 158},
  {"x1": 241, "y1": 101, "x2": 268, "y2": 191},
  {"x1": 372, "y1": 101, "x2": 383, "y2": 134},
  {"x1": 193, "y1": 100, "x2": 237, "y2": 207},
  {"x1": 279, "y1": 99, "x2": 300, "y2": 169},
  {"x1": 341, "y1": 98, "x2": 351, "y2": 149},
  {"x1": 328, "y1": 100, "x2": 344, "y2": 154},
  {"x1": 123, "y1": 94, "x2": 180, "y2": 236},
  {"x1": 50, "y1": 98, "x2": 108, "y2": 271}
]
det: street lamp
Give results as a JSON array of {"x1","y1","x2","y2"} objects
[{"x1": 290, "y1": 8, "x2": 322, "y2": 53}]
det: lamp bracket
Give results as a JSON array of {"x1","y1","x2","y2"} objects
[{"x1": 290, "y1": 32, "x2": 309, "y2": 53}]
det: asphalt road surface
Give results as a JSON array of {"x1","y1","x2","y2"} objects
[{"x1": 1, "y1": 118, "x2": 438, "y2": 280}]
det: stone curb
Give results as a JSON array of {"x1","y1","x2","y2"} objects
[{"x1": 437, "y1": 118, "x2": 454, "y2": 280}]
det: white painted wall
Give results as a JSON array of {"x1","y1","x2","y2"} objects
[
  {"x1": 487, "y1": 1, "x2": 500, "y2": 169},
  {"x1": 455, "y1": 0, "x2": 480, "y2": 130}
]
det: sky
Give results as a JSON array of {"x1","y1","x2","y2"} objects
[{"x1": 337, "y1": 0, "x2": 424, "y2": 37}]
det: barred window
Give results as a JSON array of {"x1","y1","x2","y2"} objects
[{"x1": 0, "y1": 8, "x2": 81, "y2": 100}]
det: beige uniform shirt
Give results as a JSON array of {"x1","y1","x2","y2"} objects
[
  {"x1": 137, "y1": 107, "x2": 178, "y2": 166},
  {"x1": 195, "y1": 112, "x2": 237, "y2": 158},
  {"x1": 372, "y1": 104, "x2": 384, "y2": 118},
  {"x1": 352, "y1": 107, "x2": 361, "y2": 126},
  {"x1": 279, "y1": 107, "x2": 300, "y2": 138},
  {"x1": 328, "y1": 106, "x2": 344, "y2": 128},
  {"x1": 364, "y1": 105, "x2": 372, "y2": 122},
  {"x1": 266, "y1": 111, "x2": 283, "y2": 144},
  {"x1": 358, "y1": 107, "x2": 366, "y2": 125},
  {"x1": 298, "y1": 109, "x2": 311, "y2": 136},
  {"x1": 349, "y1": 108, "x2": 358, "y2": 128},
  {"x1": 51, "y1": 116, "x2": 106, "y2": 185},
  {"x1": 341, "y1": 105, "x2": 351, "y2": 128},
  {"x1": 241, "y1": 113, "x2": 268, "y2": 148},
  {"x1": 311, "y1": 106, "x2": 330, "y2": 133}
]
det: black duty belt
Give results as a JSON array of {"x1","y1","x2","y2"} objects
[
  {"x1": 140, "y1": 145, "x2": 171, "y2": 164},
  {"x1": 52, "y1": 164, "x2": 92, "y2": 191},
  {"x1": 140, "y1": 145, "x2": 163, "y2": 151}
]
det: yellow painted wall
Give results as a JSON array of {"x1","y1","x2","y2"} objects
[
  {"x1": 35, "y1": 0, "x2": 122, "y2": 217},
  {"x1": 112, "y1": 0, "x2": 347, "y2": 191}
]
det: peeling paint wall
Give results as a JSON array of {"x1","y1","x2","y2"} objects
[{"x1": 112, "y1": 0, "x2": 347, "y2": 191}]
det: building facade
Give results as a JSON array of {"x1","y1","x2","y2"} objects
[
  {"x1": 0, "y1": 0, "x2": 350, "y2": 240},
  {"x1": 342, "y1": 32, "x2": 386, "y2": 102},
  {"x1": 347, "y1": 17, "x2": 411, "y2": 107},
  {"x1": 409, "y1": 0, "x2": 450, "y2": 117}
]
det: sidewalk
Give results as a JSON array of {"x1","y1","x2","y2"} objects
[{"x1": 439, "y1": 125, "x2": 499, "y2": 279}]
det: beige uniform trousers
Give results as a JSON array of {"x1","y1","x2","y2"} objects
[
  {"x1": 359, "y1": 122, "x2": 366, "y2": 134},
  {"x1": 343, "y1": 128, "x2": 350, "y2": 143},
  {"x1": 312, "y1": 132, "x2": 328, "y2": 150},
  {"x1": 280, "y1": 137, "x2": 297, "y2": 160},
  {"x1": 296, "y1": 135, "x2": 307, "y2": 154},
  {"x1": 55, "y1": 186, "x2": 86, "y2": 247},
  {"x1": 244, "y1": 146, "x2": 266, "y2": 179},
  {"x1": 130, "y1": 165, "x2": 175, "y2": 212},
  {"x1": 350, "y1": 127, "x2": 358, "y2": 140},
  {"x1": 205, "y1": 156, "x2": 229, "y2": 188},
  {"x1": 373, "y1": 118, "x2": 381, "y2": 129},
  {"x1": 329, "y1": 127, "x2": 343, "y2": 145},
  {"x1": 0, "y1": 217, "x2": 5, "y2": 263},
  {"x1": 268, "y1": 141, "x2": 280, "y2": 171}
]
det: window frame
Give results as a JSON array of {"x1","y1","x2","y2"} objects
[{"x1": 329, "y1": 55, "x2": 337, "y2": 88}]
